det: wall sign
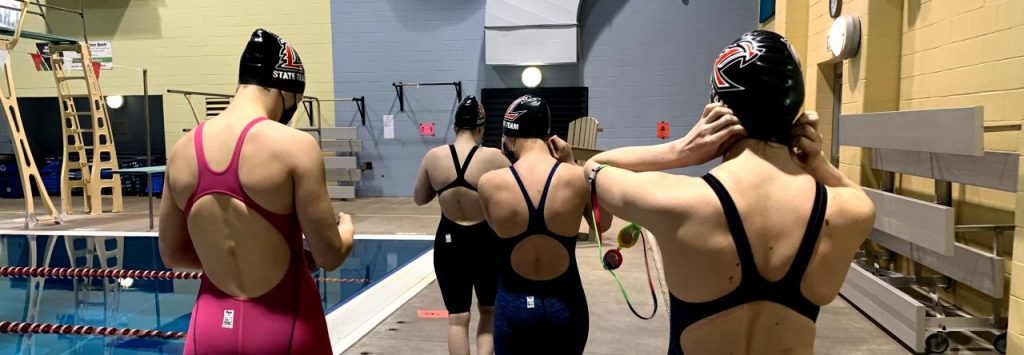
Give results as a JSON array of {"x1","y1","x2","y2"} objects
[{"x1": 0, "y1": 0, "x2": 20, "y2": 30}]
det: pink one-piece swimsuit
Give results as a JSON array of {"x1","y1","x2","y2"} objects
[{"x1": 182, "y1": 117, "x2": 331, "y2": 354}]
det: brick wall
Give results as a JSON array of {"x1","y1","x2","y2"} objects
[
  {"x1": 0, "y1": 0, "x2": 336, "y2": 153},
  {"x1": 768, "y1": 0, "x2": 1024, "y2": 349},
  {"x1": 331, "y1": 0, "x2": 756, "y2": 196}
]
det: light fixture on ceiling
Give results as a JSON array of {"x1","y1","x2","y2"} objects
[
  {"x1": 521, "y1": 66, "x2": 542, "y2": 88},
  {"x1": 106, "y1": 95, "x2": 124, "y2": 109}
]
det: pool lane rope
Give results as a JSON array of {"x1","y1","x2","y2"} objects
[
  {"x1": 0, "y1": 266, "x2": 369, "y2": 284},
  {"x1": 590, "y1": 166, "x2": 658, "y2": 320},
  {"x1": 0, "y1": 321, "x2": 187, "y2": 339}
]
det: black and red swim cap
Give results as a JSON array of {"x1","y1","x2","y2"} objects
[
  {"x1": 710, "y1": 30, "x2": 804, "y2": 143},
  {"x1": 502, "y1": 95, "x2": 550, "y2": 139},
  {"x1": 238, "y1": 28, "x2": 306, "y2": 95}
]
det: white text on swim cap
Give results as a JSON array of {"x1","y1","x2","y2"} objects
[{"x1": 273, "y1": 70, "x2": 305, "y2": 81}]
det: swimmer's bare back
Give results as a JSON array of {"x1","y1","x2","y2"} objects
[
  {"x1": 479, "y1": 154, "x2": 590, "y2": 281},
  {"x1": 589, "y1": 113, "x2": 874, "y2": 354},
  {"x1": 414, "y1": 142, "x2": 509, "y2": 224},
  {"x1": 159, "y1": 113, "x2": 354, "y2": 354},
  {"x1": 161, "y1": 115, "x2": 352, "y2": 292}
]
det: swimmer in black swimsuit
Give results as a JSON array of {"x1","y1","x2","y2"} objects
[
  {"x1": 584, "y1": 31, "x2": 875, "y2": 354},
  {"x1": 414, "y1": 96, "x2": 510, "y2": 355},
  {"x1": 478, "y1": 95, "x2": 611, "y2": 355}
]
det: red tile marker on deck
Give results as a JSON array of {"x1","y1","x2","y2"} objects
[{"x1": 417, "y1": 310, "x2": 448, "y2": 318}]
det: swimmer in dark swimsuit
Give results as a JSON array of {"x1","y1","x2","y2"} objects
[
  {"x1": 584, "y1": 31, "x2": 875, "y2": 355},
  {"x1": 159, "y1": 29, "x2": 355, "y2": 355},
  {"x1": 478, "y1": 95, "x2": 611, "y2": 355},
  {"x1": 413, "y1": 96, "x2": 510, "y2": 355}
]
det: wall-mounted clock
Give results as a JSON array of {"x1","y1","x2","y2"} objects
[{"x1": 827, "y1": 15, "x2": 861, "y2": 60}]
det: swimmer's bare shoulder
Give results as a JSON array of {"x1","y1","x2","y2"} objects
[
  {"x1": 822, "y1": 185, "x2": 875, "y2": 241},
  {"x1": 476, "y1": 146, "x2": 512, "y2": 171},
  {"x1": 246, "y1": 124, "x2": 321, "y2": 170},
  {"x1": 599, "y1": 168, "x2": 712, "y2": 228},
  {"x1": 165, "y1": 131, "x2": 198, "y2": 210},
  {"x1": 478, "y1": 167, "x2": 513, "y2": 197}
]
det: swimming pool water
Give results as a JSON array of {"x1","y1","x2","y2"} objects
[{"x1": 0, "y1": 235, "x2": 432, "y2": 354}]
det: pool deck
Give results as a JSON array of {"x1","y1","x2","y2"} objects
[
  {"x1": 0, "y1": 196, "x2": 918, "y2": 354},
  {"x1": 328, "y1": 199, "x2": 917, "y2": 355}
]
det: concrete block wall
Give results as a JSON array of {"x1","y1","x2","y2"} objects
[
  {"x1": 0, "y1": 0, "x2": 336, "y2": 153},
  {"x1": 580, "y1": 0, "x2": 755, "y2": 176},
  {"x1": 332, "y1": 0, "x2": 755, "y2": 196},
  {"x1": 768, "y1": 0, "x2": 1024, "y2": 348},
  {"x1": 896, "y1": 0, "x2": 1023, "y2": 330},
  {"x1": 330, "y1": 0, "x2": 490, "y2": 197}
]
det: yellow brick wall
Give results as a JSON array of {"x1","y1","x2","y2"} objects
[
  {"x1": 766, "y1": 0, "x2": 1024, "y2": 349},
  {"x1": 898, "y1": 0, "x2": 1024, "y2": 339},
  {"x1": 5, "y1": 0, "x2": 336, "y2": 152}
]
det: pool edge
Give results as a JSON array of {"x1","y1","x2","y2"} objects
[{"x1": 326, "y1": 249, "x2": 435, "y2": 354}]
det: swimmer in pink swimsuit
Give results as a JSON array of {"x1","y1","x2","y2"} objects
[{"x1": 159, "y1": 29, "x2": 354, "y2": 355}]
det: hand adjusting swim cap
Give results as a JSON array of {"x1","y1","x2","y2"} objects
[
  {"x1": 454, "y1": 95, "x2": 486, "y2": 129},
  {"x1": 502, "y1": 95, "x2": 550, "y2": 138},
  {"x1": 239, "y1": 28, "x2": 306, "y2": 96},
  {"x1": 709, "y1": 30, "x2": 804, "y2": 143}
]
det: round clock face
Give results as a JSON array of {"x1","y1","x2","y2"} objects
[
  {"x1": 828, "y1": 18, "x2": 847, "y2": 57},
  {"x1": 830, "y1": 0, "x2": 841, "y2": 18}
]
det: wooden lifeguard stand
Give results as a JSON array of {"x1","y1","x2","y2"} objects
[{"x1": 0, "y1": 0, "x2": 121, "y2": 227}]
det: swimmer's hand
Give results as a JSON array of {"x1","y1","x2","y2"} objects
[
  {"x1": 337, "y1": 212, "x2": 354, "y2": 230},
  {"x1": 678, "y1": 102, "x2": 747, "y2": 165},
  {"x1": 337, "y1": 212, "x2": 355, "y2": 259},
  {"x1": 548, "y1": 135, "x2": 576, "y2": 164},
  {"x1": 789, "y1": 111, "x2": 827, "y2": 171},
  {"x1": 584, "y1": 103, "x2": 745, "y2": 172}
]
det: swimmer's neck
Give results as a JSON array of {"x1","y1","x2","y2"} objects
[
  {"x1": 217, "y1": 85, "x2": 286, "y2": 122},
  {"x1": 454, "y1": 131, "x2": 479, "y2": 146},
  {"x1": 514, "y1": 138, "x2": 555, "y2": 161},
  {"x1": 722, "y1": 138, "x2": 803, "y2": 174}
]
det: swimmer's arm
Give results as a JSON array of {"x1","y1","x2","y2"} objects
[
  {"x1": 477, "y1": 170, "x2": 503, "y2": 227},
  {"x1": 413, "y1": 153, "x2": 436, "y2": 206},
  {"x1": 295, "y1": 134, "x2": 354, "y2": 271},
  {"x1": 583, "y1": 200, "x2": 613, "y2": 234},
  {"x1": 791, "y1": 111, "x2": 863, "y2": 190},
  {"x1": 587, "y1": 164, "x2": 682, "y2": 229},
  {"x1": 158, "y1": 173, "x2": 202, "y2": 270},
  {"x1": 791, "y1": 111, "x2": 876, "y2": 224},
  {"x1": 587, "y1": 104, "x2": 744, "y2": 172}
]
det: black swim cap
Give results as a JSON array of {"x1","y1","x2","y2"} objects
[
  {"x1": 239, "y1": 29, "x2": 306, "y2": 95},
  {"x1": 502, "y1": 95, "x2": 550, "y2": 139},
  {"x1": 454, "y1": 96, "x2": 485, "y2": 129},
  {"x1": 710, "y1": 30, "x2": 804, "y2": 143}
]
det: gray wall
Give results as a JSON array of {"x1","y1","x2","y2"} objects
[{"x1": 331, "y1": 0, "x2": 755, "y2": 196}]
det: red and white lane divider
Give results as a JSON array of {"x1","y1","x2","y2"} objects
[
  {"x1": 0, "y1": 266, "x2": 369, "y2": 284},
  {"x1": 0, "y1": 321, "x2": 186, "y2": 339}
]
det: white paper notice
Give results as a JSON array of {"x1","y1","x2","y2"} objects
[
  {"x1": 0, "y1": 50, "x2": 8, "y2": 66},
  {"x1": 383, "y1": 115, "x2": 395, "y2": 139}
]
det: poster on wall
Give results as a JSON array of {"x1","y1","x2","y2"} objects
[
  {"x1": 0, "y1": 0, "x2": 20, "y2": 30},
  {"x1": 31, "y1": 41, "x2": 113, "y2": 72},
  {"x1": 62, "y1": 41, "x2": 114, "y2": 70}
]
